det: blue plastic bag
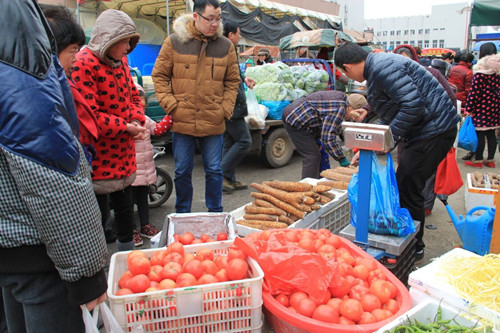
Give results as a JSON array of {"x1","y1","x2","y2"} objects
[
  {"x1": 458, "y1": 116, "x2": 478, "y2": 152},
  {"x1": 348, "y1": 152, "x2": 416, "y2": 236},
  {"x1": 261, "y1": 100, "x2": 290, "y2": 120}
]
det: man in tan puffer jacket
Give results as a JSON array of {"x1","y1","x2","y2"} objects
[{"x1": 152, "y1": 0, "x2": 240, "y2": 213}]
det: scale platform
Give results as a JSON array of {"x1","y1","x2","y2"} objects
[{"x1": 339, "y1": 221, "x2": 420, "y2": 257}]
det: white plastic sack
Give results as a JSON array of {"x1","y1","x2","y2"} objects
[
  {"x1": 245, "y1": 90, "x2": 268, "y2": 129},
  {"x1": 82, "y1": 303, "x2": 126, "y2": 333}
]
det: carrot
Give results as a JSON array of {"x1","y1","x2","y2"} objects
[
  {"x1": 243, "y1": 214, "x2": 280, "y2": 222},
  {"x1": 250, "y1": 192, "x2": 305, "y2": 219},
  {"x1": 236, "y1": 219, "x2": 288, "y2": 229},
  {"x1": 278, "y1": 215, "x2": 295, "y2": 225},
  {"x1": 311, "y1": 185, "x2": 332, "y2": 193},
  {"x1": 320, "y1": 191, "x2": 336, "y2": 200},
  {"x1": 317, "y1": 180, "x2": 350, "y2": 190},
  {"x1": 250, "y1": 183, "x2": 309, "y2": 212},
  {"x1": 244, "y1": 204, "x2": 287, "y2": 216},
  {"x1": 334, "y1": 166, "x2": 359, "y2": 175},
  {"x1": 320, "y1": 170, "x2": 352, "y2": 182},
  {"x1": 310, "y1": 204, "x2": 320, "y2": 210},
  {"x1": 302, "y1": 196, "x2": 316, "y2": 205},
  {"x1": 317, "y1": 194, "x2": 332, "y2": 204},
  {"x1": 254, "y1": 199, "x2": 276, "y2": 208},
  {"x1": 262, "y1": 181, "x2": 313, "y2": 192}
]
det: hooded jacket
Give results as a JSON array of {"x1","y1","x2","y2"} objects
[
  {"x1": 0, "y1": 0, "x2": 107, "y2": 306},
  {"x1": 448, "y1": 61, "x2": 473, "y2": 104},
  {"x1": 364, "y1": 52, "x2": 460, "y2": 143},
  {"x1": 72, "y1": 9, "x2": 145, "y2": 180},
  {"x1": 152, "y1": 14, "x2": 240, "y2": 136}
]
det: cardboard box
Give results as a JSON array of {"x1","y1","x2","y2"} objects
[{"x1": 466, "y1": 173, "x2": 497, "y2": 212}]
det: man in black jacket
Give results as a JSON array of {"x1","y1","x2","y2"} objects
[
  {"x1": 334, "y1": 42, "x2": 460, "y2": 261},
  {"x1": 221, "y1": 20, "x2": 256, "y2": 193}
]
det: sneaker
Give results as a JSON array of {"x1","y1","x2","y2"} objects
[
  {"x1": 483, "y1": 160, "x2": 496, "y2": 168},
  {"x1": 464, "y1": 160, "x2": 483, "y2": 168},
  {"x1": 461, "y1": 151, "x2": 474, "y2": 160},
  {"x1": 133, "y1": 230, "x2": 143, "y2": 247},
  {"x1": 233, "y1": 180, "x2": 248, "y2": 190},
  {"x1": 424, "y1": 209, "x2": 432, "y2": 217},
  {"x1": 140, "y1": 224, "x2": 159, "y2": 239},
  {"x1": 223, "y1": 178, "x2": 235, "y2": 193},
  {"x1": 415, "y1": 248, "x2": 424, "y2": 262}
]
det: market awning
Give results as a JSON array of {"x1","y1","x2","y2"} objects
[
  {"x1": 279, "y1": 29, "x2": 357, "y2": 50},
  {"x1": 470, "y1": 0, "x2": 500, "y2": 26}
]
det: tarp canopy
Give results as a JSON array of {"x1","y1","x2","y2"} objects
[
  {"x1": 279, "y1": 29, "x2": 357, "y2": 50},
  {"x1": 470, "y1": 0, "x2": 500, "y2": 26}
]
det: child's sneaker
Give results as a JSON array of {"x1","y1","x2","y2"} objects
[
  {"x1": 140, "y1": 224, "x2": 159, "y2": 239},
  {"x1": 133, "y1": 230, "x2": 143, "y2": 247}
]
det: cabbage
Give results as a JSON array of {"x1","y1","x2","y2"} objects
[
  {"x1": 245, "y1": 64, "x2": 280, "y2": 84},
  {"x1": 253, "y1": 82, "x2": 288, "y2": 101}
]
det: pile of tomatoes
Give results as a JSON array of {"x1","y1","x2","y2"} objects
[
  {"x1": 116, "y1": 240, "x2": 248, "y2": 296},
  {"x1": 174, "y1": 231, "x2": 228, "y2": 245},
  {"x1": 243, "y1": 229, "x2": 402, "y2": 325}
]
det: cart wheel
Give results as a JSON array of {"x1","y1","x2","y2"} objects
[
  {"x1": 148, "y1": 167, "x2": 173, "y2": 208},
  {"x1": 261, "y1": 127, "x2": 294, "y2": 168}
]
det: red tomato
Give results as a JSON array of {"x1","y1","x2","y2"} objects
[
  {"x1": 367, "y1": 268, "x2": 387, "y2": 284},
  {"x1": 167, "y1": 241, "x2": 184, "y2": 256},
  {"x1": 128, "y1": 274, "x2": 150, "y2": 293},
  {"x1": 148, "y1": 265, "x2": 164, "y2": 282},
  {"x1": 340, "y1": 253, "x2": 356, "y2": 266},
  {"x1": 128, "y1": 256, "x2": 151, "y2": 276},
  {"x1": 317, "y1": 244, "x2": 337, "y2": 260},
  {"x1": 183, "y1": 259, "x2": 204, "y2": 279},
  {"x1": 339, "y1": 263, "x2": 354, "y2": 277},
  {"x1": 126, "y1": 250, "x2": 147, "y2": 265},
  {"x1": 228, "y1": 247, "x2": 247, "y2": 261},
  {"x1": 360, "y1": 293, "x2": 382, "y2": 312},
  {"x1": 191, "y1": 239, "x2": 203, "y2": 244},
  {"x1": 359, "y1": 257, "x2": 378, "y2": 271},
  {"x1": 312, "y1": 304, "x2": 339, "y2": 323},
  {"x1": 298, "y1": 238, "x2": 315, "y2": 252},
  {"x1": 382, "y1": 299, "x2": 400, "y2": 314},
  {"x1": 387, "y1": 281, "x2": 398, "y2": 299},
  {"x1": 349, "y1": 284, "x2": 370, "y2": 301},
  {"x1": 196, "y1": 248, "x2": 214, "y2": 261},
  {"x1": 288, "y1": 306, "x2": 297, "y2": 313},
  {"x1": 162, "y1": 261, "x2": 182, "y2": 281},
  {"x1": 284, "y1": 230, "x2": 299, "y2": 243},
  {"x1": 324, "y1": 234, "x2": 341, "y2": 248},
  {"x1": 198, "y1": 274, "x2": 218, "y2": 285},
  {"x1": 313, "y1": 239, "x2": 325, "y2": 250},
  {"x1": 226, "y1": 258, "x2": 248, "y2": 281},
  {"x1": 299, "y1": 230, "x2": 315, "y2": 240},
  {"x1": 118, "y1": 270, "x2": 133, "y2": 289},
  {"x1": 275, "y1": 294, "x2": 290, "y2": 307},
  {"x1": 296, "y1": 298, "x2": 317, "y2": 318},
  {"x1": 216, "y1": 232, "x2": 228, "y2": 241},
  {"x1": 184, "y1": 253, "x2": 195, "y2": 263},
  {"x1": 200, "y1": 234, "x2": 210, "y2": 242},
  {"x1": 173, "y1": 233, "x2": 180, "y2": 242},
  {"x1": 214, "y1": 255, "x2": 228, "y2": 270},
  {"x1": 201, "y1": 260, "x2": 218, "y2": 275},
  {"x1": 317, "y1": 229, "x2": 331, "y2": 240},
  {"x1": 163, "y1": 252, "x2": 184, "y2": 266},
  {"x1": 179, "y1": 232, "x2": 195, "y2": 245},
  {"x1": 149, "y1": 250, "x2": 167, "y2": 266},
  {"x1": 289, "y1": 291, "x2": 308, "y2": 309},
  {"x1": 329, "y1": 277, "x2": 351, "y2": 298},
  {"x1": 326, "y1": 298, "x2": 342, "y2": 315},
  {"x1": 214, "y1": 269, "x2": 229, "y2": 282},
  {"x1": 358, "y1": 311, "x2": 377, "y2": 324},
  {"x1": 353, "y1": 264, "x2": 370, "y2": 280},
  {"x1": 158, "y1": 278, "x2": 176, "y2": 290},
  {"x1": 339, "y1": 299, "x2": 363, "y2": 322},
  {"x1": 371, "y1": 308, "x2": 390, "y2": 321},
  {"x1": 338, "y1": 316, "x2": 356, "y2": 325},
  {"x1": 370, "y1": 279, "x2": 392, "y2": 304},
  {"x1": 116, "y1": 288, "x2": 133, "y2": 296},
  {"x1": 176, "y1": 273, "x2": 197, "y2": 287}
]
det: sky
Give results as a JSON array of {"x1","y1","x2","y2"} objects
[{"x1": 364, "y1": 0, "x2": 469, "y2": 19}]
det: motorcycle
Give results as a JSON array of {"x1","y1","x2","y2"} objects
[{"x1": 148, "y1": 146, "x2": 173, "y2": 208}]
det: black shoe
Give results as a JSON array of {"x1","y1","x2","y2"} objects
[
  {"x1": 233, "y1": 180, "x2": 248, "y2": 190},
  {"x1": 105, "y1": 230, "x2": 116, "y2": 244},
  {"x1": 462, "y1": 151, "x2": 474, "y2": 161},
  {"x1": 415, "y1": 248, "x2": 424, "y2": 262}
]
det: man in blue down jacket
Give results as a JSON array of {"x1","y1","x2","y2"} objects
[
  {"x1": 0, "y1": 1, "x2": 107, "y2": 331},
  {"x1": 334, "y1": 42, "x2": 460, "y2": 261}
]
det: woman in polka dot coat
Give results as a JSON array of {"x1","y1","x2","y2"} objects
[{"x1": 464, "y1": 53, "x2": 500, "y2": 168}]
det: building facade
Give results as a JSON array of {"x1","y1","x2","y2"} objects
[
  {"x1": 366, "y1": 3, "x2": 469, "y2": 51},
  {"x1": 328, "y1": 0, "x2": 365, "y2": 32}
]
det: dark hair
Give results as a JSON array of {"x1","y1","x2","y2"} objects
[
  {"x1": 454, "y1": 51, "x2": 462, "y2": 63},
  {"x1": 41, "y1": 5, "x2": 85, "y2": 55},
  {"x1": 461, "y1": 52, "x2": 474, "y2": 63},
  {"x1": 193, "y1": 0, "x2": 220, "y2": 13},
  {"x1": 442, "y1": 52, "x2": 454, "y2": 61},
  {"x1": 223, "y1": 20, "x2": 239, "y2": 38},
  {"x1": 414, "y1": 46, "x2": 422, "y2": 56},
  {"x1": 479, "y1": 42, "x2": 497, "y2": 59},
  {"x1": 334, "y1": 42, "x2": 369, "y2": 71}
]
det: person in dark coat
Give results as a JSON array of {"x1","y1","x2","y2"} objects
[
  {"x1": 334, "y1": 42, "x2": 460, "y2": 261},
  {"x1": 448, "y1": 52, "x2": 474, "y2": 108},
  {"x1": 221, "y1": 20, "x2": 256, "y2": 192}
]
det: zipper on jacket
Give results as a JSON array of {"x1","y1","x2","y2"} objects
[{"x1": 211, "y1": 58, "x2": 214, "y2": 80}]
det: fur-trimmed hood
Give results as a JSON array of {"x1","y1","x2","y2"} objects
[
  {"x1": 474, "y1": 54, "x2": 500, "y2": 75},
  {"x1": 173, "y1": 13, "x2": 223, "y2": 44}
]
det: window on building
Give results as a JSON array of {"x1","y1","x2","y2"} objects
[
  {"x1": 433, "y1": 28, "x2": 438, "y2": 31},
  {"x1": 377, "y1": 32, "x2": 381, "y2": 36},
  {"x1": 383, "y1": 31, "x2": 387, "y2": 36},
  {"x1": 404, "y1": 30, "x2": 408, "y2": 35},
  {"x1": 389, "y1": 41, "x2": 395, "y2": 50},
  {"x1": 410, "y1": 40, "x2": 415, "y2": 46},
  {"x1": 439, "y1": 39, "x2": 445, "y2": 48},
  {"x1": 418, "y1": 40, "x2": 423, "y2": 47},
  {"x1": 432, "y1": 40, "x2": 438, "y2": 48},
  {"x1": 424, "y1": 40, "x2": 430, "y2": 48},
  {"x1": 440, "y1": 28, "x2": 445, "y2": 31},
  {"x1": 418, "y1": 29, "x2": 423, "y2": 34},
  {"x1": 396, "y1": 30, "x2": 401, "y2": 35},
  {"x1": 390, "y1": 30, "x2": 395, "y2": 35},
  {"x1": 382, "y1": 42, "x2": 388, "y2": 50},
  {"x1": 425, "y1": 29, "x2": 430, "y2": 34},
  {"x1": 410, "y1": 30, "x2": 415, "y2": 35},
  {"x1": 403, "y1": 40, "x2": 408, "y2": 45}
]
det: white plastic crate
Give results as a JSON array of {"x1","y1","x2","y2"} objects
[
  {"x1": 233, "y1": 178, "x2": 349, "y2": 236},
  {"x1": 107, "y1": 241, "x2": 264, "y2": 332},
  {"x1": 376, "y1": 299, "x2": 493, "y2": 332}
]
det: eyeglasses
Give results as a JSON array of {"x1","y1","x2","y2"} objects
[{"x1": 197, "y1": 12, "x2": 221, "y2": 24}]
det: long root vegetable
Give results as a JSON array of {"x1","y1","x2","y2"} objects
[
  {"x1": 236, "y1": 219, "x2": 288, "y2": 229},
  {"x1": 244, "y1": 204, "x2": 287, "y2": 216},
  {"x1": 262, "y1": 181, "x2": 313, "y2": 192},
  {"x1": 251, "y1": 192, "x2": 305, "y2": 219},
  {"x1": 254, "y1": 199, "x2": 278, "y2": 209},
  {"x1": 316, "y1": 194, "x2": 332, "y2": 204},
  {"x1": 311, "y1": 185, "x2": 332, "y2": 193},
  {"x1": 318, "y1": 180, "x2": 350, "y2": 190},
  {"x1": 320, "y1": 170, "x2": 352, "y2": 182},
  {"x1": 243, "y1": 214, "x2": 280, "y2": 222},
  {"x1": 320, "y1": 191, "x2": 336, "y2": 200},
  {"x1": 250, "y1": 183, "x2": 310, "y2": 211},
  {"x1": 334, "y1": 166, "x2": 358, "y2": 175},
  {"x1": 278, "y1": 215, "x2": 295, "y2": 225}
]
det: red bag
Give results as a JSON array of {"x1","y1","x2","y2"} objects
[{"x1": 434, "y1": 148, "x2": 463, "y2": 195}]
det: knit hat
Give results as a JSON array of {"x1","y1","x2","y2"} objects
[
  {"x1": 257, "y1": 48, "x2": 270, "y2": 56},
  {"x1": 347, "y1": 93, "x2": 367, "y2": 109}
]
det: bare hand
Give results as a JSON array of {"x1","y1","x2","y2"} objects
[
  {"x1": 347, "y1": 108, "x2": 368, "y2": 122},
  {"x1": 244, "y1": 77, "x2": 256, "y2": 89},
  {"x1": 350, "y1": 151, "x2": 360, "y2": 166},
  {"x1": 132, "y1": 130, "x2": 149, "y2": 141},
  {"x1": 84, "y1": 292, "x2": 107, "y2": 311},
  {"x1": 126, "y1": 122, "x2": 146, "y2": 137}
]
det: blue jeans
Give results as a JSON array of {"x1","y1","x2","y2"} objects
[
  {"x1": 221, "y1": 119, "x2": 252, "y2": 181},
  {"x1": 0, "y1": 271, "x2": 85, "y2": 332},
  {"x1": 172, "y1": 132, "x2": 223, "y2": 212}
]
